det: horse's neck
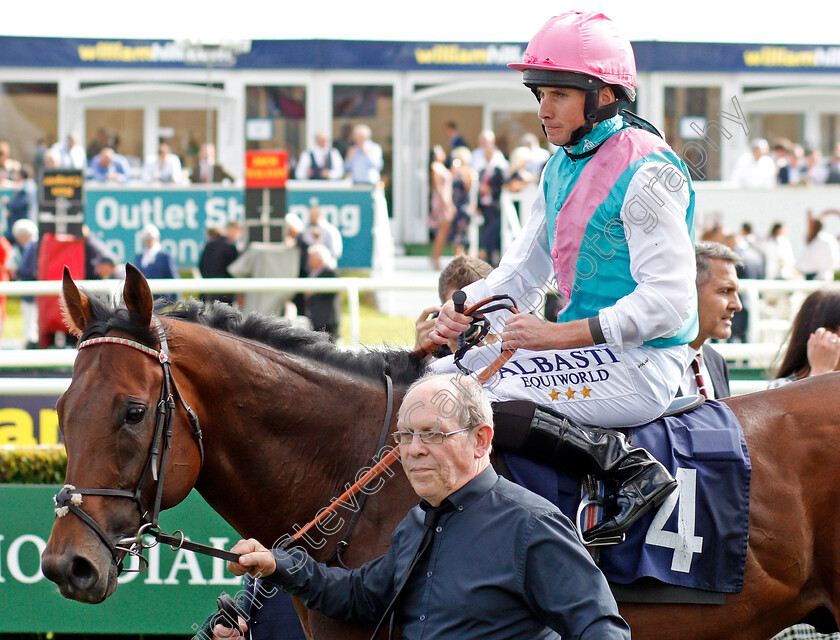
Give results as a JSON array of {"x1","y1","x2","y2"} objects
[{"x1": 171, "y1": 325, "x2": 396, "y2": 544}]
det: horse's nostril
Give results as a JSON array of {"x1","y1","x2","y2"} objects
[{"x1": 69, "y1": 556, "x2": 98, "y2": 590}]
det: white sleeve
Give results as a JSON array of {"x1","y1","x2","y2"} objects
[
  {"x1": 295, "y1": 151, "x2": 312, "y2": 179},
  {"x1": 329, "y1": 149, "x2": 345, "y2": 180},
  {"x1": 463, "y1": 174, "x2": 554, "y2": 316},
  {"x1": 599, "y1": 162, "x2": 696, "y2": 352}
]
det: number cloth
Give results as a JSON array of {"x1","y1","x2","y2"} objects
[{"x1": 504, "y1": 399, "x2": 750, "y2": 593}]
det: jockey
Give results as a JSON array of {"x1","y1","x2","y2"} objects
[{"x1": 429, "y1": 11, "x2": 697, "y2": 543}]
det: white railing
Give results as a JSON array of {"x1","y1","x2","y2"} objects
[
  {"x1": 0, "y1": 276, "x2": 831, "y2": 398},
  {"x1": 0, "y1": 276, "x2": 439, "y2": 348}
]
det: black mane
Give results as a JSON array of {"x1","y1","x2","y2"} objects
[{"x1": 80, "y1": 293, "x2": 425, "y2": 387}]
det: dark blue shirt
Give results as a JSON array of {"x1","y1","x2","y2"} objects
[{"x1": 266, "y1": 467, "x2": 629, "y2": 640}]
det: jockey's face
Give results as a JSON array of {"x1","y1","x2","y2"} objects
[
  {"x1": 536, "y1": 85, "x2": 615, "y2": 147},
  {"x1": 536, "y1": 86, "x2": 587, "y2": 147},
  {"x1": 697, "y1": 258, "x2": 742, "y2": 343}
]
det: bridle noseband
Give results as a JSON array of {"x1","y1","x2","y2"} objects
[{"x1": 53, "y1": 316, "x2": 207, "y2": 574}]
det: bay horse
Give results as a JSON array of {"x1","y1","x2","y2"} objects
[{"x1": 42, "y1": 264, "x2": 840, "y2": 639}]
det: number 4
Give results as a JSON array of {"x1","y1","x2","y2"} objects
[{"x1": 644, "y1": 467, "x2": 704, "y2": 573}]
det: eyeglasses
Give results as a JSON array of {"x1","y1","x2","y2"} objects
[{"x1": 391, "y1": 426, "x2": 475, "y2": 446}]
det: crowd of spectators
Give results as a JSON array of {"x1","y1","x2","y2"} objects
[
  {"x1": 731, "y1": 137, "x2": 840, "y2": 187},
  {"x1": 427, "y1": 122, "x2": 550, "y2": 268}
]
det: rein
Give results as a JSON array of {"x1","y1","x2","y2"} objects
[
  {"x1": 53, "y1": 317, "x2": 240, "y2": 574},
  {"x1": 289, "y1": 295, "x2": 521, "y2": 561},
  {"x1": 280, "y1": 373, "x2": 399, "y2": 568}
]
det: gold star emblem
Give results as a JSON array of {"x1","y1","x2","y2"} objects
[
  {"x1": 565, "y1": 387, "x2": 577, "y2": 400},
  {"x1": 581, "y1": 386, "x2": 592, "y2": 398},
  {"x1": 548, "y1": 388, "x2": 560, "y2": 401}
]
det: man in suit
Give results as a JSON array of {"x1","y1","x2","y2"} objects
[
  {"x1": 192, "y1": 143, "x2": 235, "y2": 184},
  {"x1": 730, "y1": 225, "x2": 765, "y2": 343},
  {"x1": 443, "y1": 121, "x2": 469, "y2": 167},
  {"x1": 679, "y1": 241, "x2": 744, "y2": 399}
]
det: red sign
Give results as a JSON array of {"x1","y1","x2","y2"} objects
[{"x1": 245, "y1": 150, "x2": 289, "y2": 189}]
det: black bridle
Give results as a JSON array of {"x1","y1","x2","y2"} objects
[{"x1": 53, "y1": 316, "x2": 237, "y2": 574}]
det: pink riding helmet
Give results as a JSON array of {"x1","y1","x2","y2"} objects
[{"x1": 509, "y1": 11, "x2": 637, "y2": 103}]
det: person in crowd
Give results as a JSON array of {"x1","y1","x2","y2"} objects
[
  {"x1": 332, "y1": 123, "x2": 354, "y2": 159},
  {"x1": 763, "y1": 222, "x2": 799, "y2": 280},
  {"x1": 414, "y1": 254, "x2": 494, "y2": 355},
  {"x1": 802, "y1": 147, "x2": 829, "y2": 185},
  {"x1": 88, "y1": 147, "x2": 131, "y2": 183},
  {"x1": 211, "y1": 373, "x2": 631, "y2": 640},
  {"x1": 769, "y1": 289, "x2": 840, "y2": 389},
  {"x1": 142, "y1": 142, "x2": 185, "y2": 184},
  {"x1": 0, "y1": 140, "x2": 21, "y2": 185},
  {"x1": 448, "y1": 145, "x2": 475, "y2": 257},
  {"x1": 470, "y1": 129, "x2": 508, "y2": 176},
  {"x1": 678, "y1": 241, "x2": 743, "y2": 399},
  {"x1": 343, "y1": 124, "x2": 384, "y2": 185},
  {"x1": 303, "y1": 243, "x2": 340, "y2": 342},
  {"x1": 49, "y1": 133, "x2": 87, "y2": 170},
  {"x1": 730, "y1": 138, "x2": 777, "y2": 188},
  {"x1": 86, "y1": 127, "x2": 112, "y2": 160},
  {"x1": 301, "y1": 205, "x2": 342, "y2": 263},
  {"x1": 826, "y1": 141, "x2": 840, "y2": 184},
  {"x1": 191, "y1": 143, "x2": 235, "y2": 184},
  {"x1": 730, "y1": 224, "x2": 765, "y2": 344},
  {"x1": 135, "y1": 223, "x2": 179, "y2": 303},
  {"x1": 82, "y1": 225, "x2": 118, "y2": 280},
  {"x1": 11, "y1": 218, "x2": 39, "y2": 348},
  {"x1": 294, "y1": 132, "x2": 344, "y2": 181},
  {"x1": 0, "y1": 233, "x2": 11, "y2": 338},
  {"x1": 771, "y1": 138, "x2": 798, "y2": 185},
  {"x1": 506, "y1": 145, "x2": 539, "y2": 194},
  {"x1": 520, "y1": 131, "x2": 552, "y2": 176},
  {"x1": 2, "y1": 164, "x2": 37, "y2": 243},
  {"x1": 474, "y1": 135, "x2": 507, "y2": 267},
  {"x1": 430, "y1": 11, "x2": 697, "y2": 543},
  {"x1": 796, "y1": 214, "x2": 839, "y2": 281},
  {"x1": 429, "y1": 144, "x2": 456, "y2": 269},
  {"x1": 443, "y1": 120, "x2": 469, "y2": 166},
  {"x1": 95, "y1": 255, "x2": 126, "y2": 280},
  {"x1": 198, "y1": 221, "x2": 241, "y2": 305}
]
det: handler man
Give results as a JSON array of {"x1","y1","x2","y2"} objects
[
  {"x1": 430, "y1": 10, "x2": 697, "y2": 542},
  {"x1": 213, "y1": 373, "x2": 630, "y2": 640}
]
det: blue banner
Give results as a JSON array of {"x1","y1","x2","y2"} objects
[
  {"x1": 80, "y1": 185, "x2": 374, "y2": 270},
  {"x1": 1, "y1": 36, "x2": 840, "y2": 73},
  {"x1": 286, "y1": 186, "x2": 374, "y2": 270}
]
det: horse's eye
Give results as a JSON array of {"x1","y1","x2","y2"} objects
[{"x1": 125, "y1": 406, "x2": 146, "y2": 424}]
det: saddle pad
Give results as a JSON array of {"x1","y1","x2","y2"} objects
[{"x1": 502, "y1": 399, "x2": 750, "y2": 593}]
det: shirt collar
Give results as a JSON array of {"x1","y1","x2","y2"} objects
[
  {"x1": 568, "y1": 114, "x2": 624, "y2": 156},
  {"x1": 419, "y1": 466, "x2": 499, "y2": 516}
]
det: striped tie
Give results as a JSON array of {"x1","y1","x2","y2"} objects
[{"x1": 691, "y1": 353, "x2": 710, "y2": 399}]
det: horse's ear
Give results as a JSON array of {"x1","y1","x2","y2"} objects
[
  {"x1": 123, "y1": 263, "x2": 153, "y2": 327},
  {"x1": 61, "y1": 266, "x2": 92, "y2": 337}
]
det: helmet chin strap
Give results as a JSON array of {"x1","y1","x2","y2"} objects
[
  {"x1": 529, "y1": 85, "x2": 623, "y2": 156},
  {"x1": 565, "y1": 91, "x2": 622, "y2": 150}
]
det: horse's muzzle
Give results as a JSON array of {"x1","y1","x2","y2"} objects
[{"x1": 41, "y1": 544, "x2": 117, "y2": 604}]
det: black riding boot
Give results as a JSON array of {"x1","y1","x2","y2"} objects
[{"x1": 493, "y1": 400, "x2": 677, "y2": 543}]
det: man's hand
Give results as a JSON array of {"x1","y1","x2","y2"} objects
[
  {"x1": 226, "y1": 538, "x2": 277, "y2": 578},
  {"x1": 501, "y1": 315, "x2": 594, "y2": 351},
  {"x1": 415, "y1": 305, "x2": 441, "y2": 349},
  {"x1": 807, "y1": 327, "x2": 840, "y2": 376},
  {"x1": 211, "y1": 617, "x2": 248, "y2": 639},
  {"x1": 430, "y1": 299, "x2": 472, "y2": 345}
]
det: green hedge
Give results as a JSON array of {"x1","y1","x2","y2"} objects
[{"x1": 0, "y1": 445, "x2": 66, "y2": 484}]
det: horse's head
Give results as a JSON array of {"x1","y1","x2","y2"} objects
[{"x1": 41, "y1": 265, "x2": 203, "y2": 603}]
